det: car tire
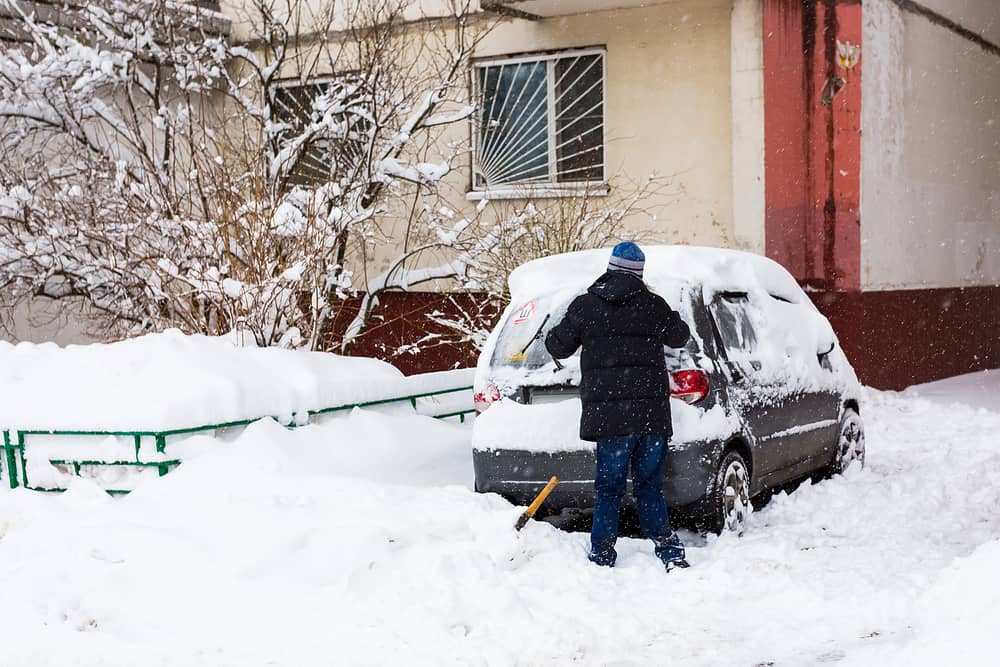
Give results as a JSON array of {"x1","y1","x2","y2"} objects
[
  {"x1": 827, "y1": 408, "x2": 866, "y2": 476},
  {"x1": 706, "y1": 450, "x2": 751, "y2": 536}
]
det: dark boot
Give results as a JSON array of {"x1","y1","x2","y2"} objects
[
  {"x1": 588, "y1": 547, "x2": 617, "y2": 567},
  {"x1": 654, "y1": 531, "x2": 689, "y2": 571}
]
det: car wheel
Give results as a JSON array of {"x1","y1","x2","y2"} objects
[
  {"x1": 829, "y1": 408, "x2": 865, "y2": 475},
  {"x1": 708, "y1": 450, "x2": 751, "y2": 536}
]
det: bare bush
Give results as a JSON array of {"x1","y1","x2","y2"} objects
[{"x1": 0, "y1": 0, "x2": 494, "y2": 349}]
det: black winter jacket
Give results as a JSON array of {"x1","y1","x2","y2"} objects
[{"x1": 545, "y1": 271, "x2": 691, "y2": 441}]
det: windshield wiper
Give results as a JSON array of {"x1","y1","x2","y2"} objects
[
  {"x1": 518, "y1": 313, "x2": 566, "y2": 372},
  {"x1": 520, "y1": 313, "x2": 551, "y2": 356}
]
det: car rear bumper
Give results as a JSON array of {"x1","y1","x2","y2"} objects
[{"x1": 473, "y1": 440, "x2": 720, "y2": 512}]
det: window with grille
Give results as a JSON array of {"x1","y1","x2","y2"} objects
[
  {"x1": 473, "y1": 48, "x2": 605, "y2": 191},
  {"x1": 271, "y1": 77, "x2": 370, "y2": 187}
]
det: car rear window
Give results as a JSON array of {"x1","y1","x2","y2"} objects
[
  {"x1": 490, "y1": 287, "x2": 700, "y2": 372},
  {"x1": 490, "y1": 294, "x2": 570, "y2": 370}
]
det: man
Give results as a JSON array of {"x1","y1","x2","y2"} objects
[{"x1": 545, "y1": 242, "x2": 691, "y2": 571}]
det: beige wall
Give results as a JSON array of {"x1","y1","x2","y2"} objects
[
  {"x1": 219, "y1": 0, "x2": 475, "y2": 44},
  {"x1": 862, "y1": 0, "x2": 1000, "y2": 290},
  {"x1": 467, "y1": 0, "x2": 736, "y2": 246},
  {"x1": 1, "y1": 292, "x2": 99, "y2": 346},
  {"x1": 215, "y1": 0, "x2": 741, "y2": 282}
]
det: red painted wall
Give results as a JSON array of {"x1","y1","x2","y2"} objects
[
  {"x1": 762, "y1": 0, "x2": 809, "y2": 281},
  {"x1": 763, "y1": 0, "x2": 861, "y2": 291},
  {"x1": 328, "y1": 292, "x2": 498, "y2": 375}
]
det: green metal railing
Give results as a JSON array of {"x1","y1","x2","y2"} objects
[{"x1": 0, "y1": 384, "x2": 474, "y2": 495}]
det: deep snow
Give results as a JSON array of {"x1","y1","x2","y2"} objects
[
  {"x1": 0, "y1": 330, "x2": 473, "y2": 431},
  {"x1": 1, "y1": 371, "x2": 999, "y2": 666}
]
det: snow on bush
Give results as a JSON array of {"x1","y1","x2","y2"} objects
[{"x1": 0, "y1": 0, "x2": 499, "y2": 352}]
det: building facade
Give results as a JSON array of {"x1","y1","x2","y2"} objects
[
  {"x1": 473, "y1": 0, "x2": 1000, "y2": 389},
  {"x1": 393, "y1": 0, "x2": 999, "y2": 389},
  {"x1": 6, "y1": 0, "x2": 998, "y2": 390}
]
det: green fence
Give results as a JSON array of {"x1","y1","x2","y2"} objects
[{"x1": 0, "y1": 384, "x2": 474, "y2": 495}]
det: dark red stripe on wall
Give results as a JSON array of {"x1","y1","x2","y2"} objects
[
  {"x1": 328, "y1": 292, "x2": 498, "y2": 375},
  {"x1": 335, "y1": 287, "x2": 999, "y2": 390},
  {"x1": 810, "y1": 286, "x2": 1000, "y2": 390}
]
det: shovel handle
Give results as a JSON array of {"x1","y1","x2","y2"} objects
[{"x1": 514, "y1": 476, "x2": 560, "y2": 531}]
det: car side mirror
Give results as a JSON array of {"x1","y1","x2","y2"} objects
[
  {"x1": 725, "y1": 360, "x2": 746, "y2": 383},
  {"x1": 817, "y1": 340, "x2": 835, "y2": 357}
]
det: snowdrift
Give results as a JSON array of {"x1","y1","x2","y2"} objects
[
  {"x1": 3, "y1": 375, "x2": 1000, "y2": 665},
  {"x1": 0, "y1": 330, "x2": 472, "y2": 431}
]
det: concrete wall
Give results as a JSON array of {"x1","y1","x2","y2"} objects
[{"x1": 862, "y1": 0, "x2": 1000, "y2": 290}]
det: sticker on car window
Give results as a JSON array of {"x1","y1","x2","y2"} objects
[{"x1": 512, "y1": 301, "x2": 535, "y2": 324}]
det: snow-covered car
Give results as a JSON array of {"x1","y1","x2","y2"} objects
[{"x1": 472, "y1": 246, "x2": 865, "y2": 533}]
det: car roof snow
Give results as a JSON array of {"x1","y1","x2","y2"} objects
[{"x1": 508, "y1": 245, "x2": 808, "y2": 307}]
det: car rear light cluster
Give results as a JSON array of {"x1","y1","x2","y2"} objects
[
  {"x1": 669, "y1": 369, "x2": 710, "y2": 404},
  {"x1": 474, "y1": 384, "x2": 501, "y2": 413}
]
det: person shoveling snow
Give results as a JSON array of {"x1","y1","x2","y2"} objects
[{"x1": 545, "y1": 242, "x2": 692, "y2": 571}]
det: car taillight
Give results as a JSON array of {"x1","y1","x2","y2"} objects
[
  {"x1": 474, "y1": 384, "x2": 501, "y2": 413},
  {"x1": 669, "y1": 370, "x2": 709, "y2": 404}
]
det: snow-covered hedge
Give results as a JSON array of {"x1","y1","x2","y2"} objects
[{"x1": 0, "y1": 330, "x2": 473, "y2": 432}]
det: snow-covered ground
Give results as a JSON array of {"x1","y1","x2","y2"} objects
[{"x1": 1, "y1": 370, "x2": 999, "y2": 666}]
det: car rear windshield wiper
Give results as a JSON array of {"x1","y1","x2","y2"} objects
[
  {"x1": 518, "y1": 313, "x2": 566, "y2": 372},
  {"x1": 520, "y1": 313, "x2": 551, "y2": 356}
]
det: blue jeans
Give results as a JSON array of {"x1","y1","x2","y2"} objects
[{"x1": 590, "y1": 434, "x2": 680, "y2": 566}]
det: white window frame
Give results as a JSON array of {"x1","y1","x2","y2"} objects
[{"x1": 468, "y1": 47, "x2": 608, "y2": 200}]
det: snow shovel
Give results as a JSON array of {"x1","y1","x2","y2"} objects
[{"x1": 514, "y1": 476, "x2": 560, "y2": 531}]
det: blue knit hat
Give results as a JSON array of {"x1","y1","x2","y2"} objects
[{"x1": 608, "y1": 242, "x2": 645, "y2": 278}]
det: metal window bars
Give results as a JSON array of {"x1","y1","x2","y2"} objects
[
  {"x1": 0, "y1": 384, "x2": 474, "y2": 495},
  {"x1": 473, "y1": 48, "x2": 606, "y2": 190}
]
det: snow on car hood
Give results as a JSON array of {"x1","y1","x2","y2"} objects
[{"x1": 472, "y1": 397, "x2": 739, "y2": 453}]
